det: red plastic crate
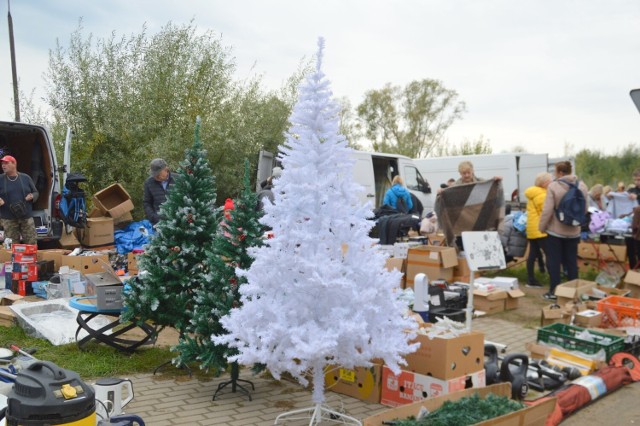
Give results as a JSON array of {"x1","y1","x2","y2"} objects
[{"x1": 597, "y1": 295, "x2": 640, "y2": 328}]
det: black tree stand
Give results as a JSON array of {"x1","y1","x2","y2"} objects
[{"x1": 212, "y1": 361, "x2": 254, "y2": 401}]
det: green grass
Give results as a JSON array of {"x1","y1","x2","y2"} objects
[{"x1": 0, "y1": 325, "x2": 185, "y2": 379}]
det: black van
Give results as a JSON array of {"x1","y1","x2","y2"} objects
[{"x1": 0, "y1": 121, "x2": 63, "y2": 241}]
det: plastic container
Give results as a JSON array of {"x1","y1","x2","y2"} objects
[
  {"x1": 537, "y1": 323, "x2": 624, "y2": 361},
  {"x1": 597, "y1": 295, "x2": 640, "y2": 327}
]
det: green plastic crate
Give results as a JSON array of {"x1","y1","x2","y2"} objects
[{"x1": 537, "y1": 323, "x2": 624, "y2": 361}]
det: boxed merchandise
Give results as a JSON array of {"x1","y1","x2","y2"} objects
[
  {"x1": 622, "y1": 270, "x2": 640, "y2": 298},
  {"x1": 574, "y1": 309, "x2": 603, "y2": 328},
  {"x1": 473, "y1": 289, "x2": 507, "y2": 315},
  {"x1": 11, "y1": 244, "x2": 37, "y2": 254},
  {"x1": 489, "y1": 276, "x2": 519, "y2": 290},
  {"x1": 403, "y1": 330, "x2": 484, "y2": 379},
  {"x1": 127, "y1": 251, "x2": 142, "y2": 275},
  {"x1": 504, "y1": 289, "x2": 525, "y2": 310},
  {"x1": 61, "y1": 254, "x2": 110, "y2": 275},
  {"x1": 540, "y1": 305, "x2": 569, "y2": 327},
  {"x1": 79, "y1": 216, "x2": 115, "y2": 247},
  {"x1": 405, "y1": 245, "x2": 458, "y2": 289},
  {"x1": 37, "y1": 249, "x2": 71, "y2": 272},
  {"x1": 325, "y1": 364, "x2": 383, "y2": 404},
  {"x1": 380, "y1": 365, "x2": 485, "y2": 407},
  {"x1": 59, "y1": 227, "x2": 81, "y2": 248},
  {"x1": 554, "y1": 279, "x2": 597, "y2": 306},
  {"x1": 363, "y1": 383, "x2": 556, "y2": 426},
  {"x1": 92, "y1": 183, "x2": 134, "y2": 219}
]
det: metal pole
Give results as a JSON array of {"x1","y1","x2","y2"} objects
[{"x1": 8, "y1": 0, "x2": 20, "y2": 121}]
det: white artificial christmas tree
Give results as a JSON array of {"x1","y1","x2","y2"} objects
[{"x1": 214, "y1": 38, "x2": 417, "y2": 424}]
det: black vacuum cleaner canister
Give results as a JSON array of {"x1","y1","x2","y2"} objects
[{"x1": 5, "y1": 361, "x2": 96, "y2": 425}]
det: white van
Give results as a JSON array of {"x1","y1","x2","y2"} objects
[
  {"x1": 257, "y1": 150, "x2": 433, "y2": 216},
  {"x1": 0, "y1": 121, "x2": 63, "y2": 241},
  {"x1": 413, "y1": 153, "x2": 549, "y2": 209}
]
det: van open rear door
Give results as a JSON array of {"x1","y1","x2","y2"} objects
[{"x1": 631, "y1": 89, "x2": 640, "y2": 114}]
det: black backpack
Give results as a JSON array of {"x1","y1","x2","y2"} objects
[{"x1": 555, "y1": 179, "x2": 587, "y2": 226}]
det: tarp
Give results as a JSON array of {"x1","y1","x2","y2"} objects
[{"x1": 114, "y1": 220, "x2": 154, "y2": 254}]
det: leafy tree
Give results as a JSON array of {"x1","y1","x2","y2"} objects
[
  {"x1": 122, "y1": 118, "x2": 219, "y2": 341},
  {"x1": 356, "y1": 79, "x2": 466, "y2": 158},
  {"x1": 43, "y1": 21, "x2": 297, "y2": 217},
  {"x1": 435, "y1": 135, "x2": 493, "y2": 156},
  {"x1": 576, "y1": 146, "x2": 640, "y2": 187}
]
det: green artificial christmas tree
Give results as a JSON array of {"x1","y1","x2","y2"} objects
[
  {"x1": 174, "y1": 159, "x2": 264, "y2": 399},
  {"x1": 122, "y1": 117, "x2": 219, "y2": 343}
]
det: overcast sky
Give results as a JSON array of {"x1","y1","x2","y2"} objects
[{"x1": 1, "y1": 0, "x2": 640, "y2": 157}]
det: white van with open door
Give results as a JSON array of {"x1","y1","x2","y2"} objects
[
  {"x1": 0, "y1": 121, "x2": 63, "y2": 242},
  {"x1": 257, "y1": 150, "x2": 433, "y2": 216}
]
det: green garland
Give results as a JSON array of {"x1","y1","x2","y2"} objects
[{"x1": 390, "y1": 393, "x2": 525, "y2": 426}]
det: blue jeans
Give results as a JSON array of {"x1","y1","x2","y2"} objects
[{"x1": 546, "y1": 235, "x2": 579, "y2": 293}]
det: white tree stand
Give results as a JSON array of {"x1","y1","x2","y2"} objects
[
  {"x1": 274, "y1": 368, "x2": 362, "y2": 425},
  {"x1": 274, "y1": 403, "x2": 361, "y2": 425}
]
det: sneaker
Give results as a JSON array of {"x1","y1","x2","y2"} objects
[
  {"x1": 526, "y1": 282, "x2": 543, "y2": 288},
  {"x1": 543, "y1": 292, "x2": 557, "y2": 300}
]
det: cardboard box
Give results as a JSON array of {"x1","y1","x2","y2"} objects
[
  {"x1": 92, "y1": 183, "x2": 134, "y2": 219},
  {"x1": 578, "y1": 242, "x2": 598, "y2": 260},
  {"x1": 79, "y1": 216, "x2": 115, "y2": 247},
  {"x1": 623, "y1": 270, "x2": 640, "y2": 298},
  {"x1": 0, "y1": 305, "x2": 15, "y2": 327},
  {"x1": 598, "y1": 244, "x2": 627, "y2": 262},
  {"x1": 541, "y1": 305, "x2": 569, "y2": 327},
  {"x1": 61, "y1": 254, "x2": 110, "y2": 275},
  {"x1": 0, "y1": 249, "x2": 11, "y2": 264},
  {"x1": 37, "y1": 249, "x2": 70, "y2": 272},
  {"x1": 574, "y1": 309, "x2": 603, "y2": 328},
  {"x1": 473, "y1": 289, "x2": 507, "y2": 315},
  {"x1": 405, "y1": 245, "x2": 458, "y2": 289},
  {"x1": 380, "y1": 366, "x2": 485, "y2": 407},
  {"x1": 325, "y1": 364, "x2": 383, "y2": 404},
  {"x1": 0, "y1": 293, "x2": 23, "y2": 306},
  {"x1": 587, "y1": 286, "x2": 631, "y2": 300},
  {"x1": 554, "y1": 279, "x2": 597, "y2": 306},
  {"x1": 404, "y1": 330, "x2": 484, "y2": 379},
  {"x1": 59, "y1": 228, "x2": 81, "y2": 248},
  {"x1": 453, "y1": 256, "x2": 470, "y2": 278},
  {"x1": 578, "y1": 259, "x2": 599, "y2": 274},
  {"x1": 127, "y1": 251, "x2": 141, "y2": 275},
  {"x1": 504, "y1": 289, "x2": 525, "y2": 310},
  {"x1": 11, "y1": 244, "x2": 37, "y2": 254},
  {"x1": 363, "y1": 383, "x2": 556, "y2": 426}
]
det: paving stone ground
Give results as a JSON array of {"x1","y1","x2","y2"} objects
[{"x1": 122, "y1": 317, "x2": 539, "y2": 425}]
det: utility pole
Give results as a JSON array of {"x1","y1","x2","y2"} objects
[{"x1": 8, "y1": 0, "x2": 20, "y2": 121}]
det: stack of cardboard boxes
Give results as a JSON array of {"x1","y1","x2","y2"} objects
[
  {"x1": 61, "y1": 183, "x2": 134, "y2": 249},
  {"x1": 1, "y1": 244, "x2": 55, "y2": 297},
  {"x1": 380, "y1": 328, "x2": 485, "y2": 406}
]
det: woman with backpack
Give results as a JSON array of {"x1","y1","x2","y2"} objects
[
  {"x1": 538, "y1": 161, "x2": 589, "y2": 300},
  {"x1": 383, "y1": 175, "x2": 413, "y2": 213}
]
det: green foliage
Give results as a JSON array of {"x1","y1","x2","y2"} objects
[
  {"x1": 356, "y1": 79, "x2": 466, "y2": 158},
  {"x1": 174, "y1": 159, "x2": 263, "y2": 373},
  {"x1": 391, "y1": 393, "x2": 524, "y2": 426},
  {"x1": 122, "y1": 119, "x2": 219, "y2": 338},
  {"x1": 436, "y1": 134, "x2": 493, "y2": 156},
  {"x1": 576, "y1": 146, "x2": 640, "y2": 188},
  {"x1": 43, "y1": 20, "x2": 297, "y2": 218}
]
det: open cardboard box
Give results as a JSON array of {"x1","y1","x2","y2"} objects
[
  {"x1": 363, "y1": 382, "x2": 556, "y2": 426},
  {"x1": 623, "y1": 270, "x2": 640, "y2": 298},
  {"x1": 405, "y1": 245, "x2": 458, "y2": 289},
  {"x1": 554, "y1": 279, "x2": 596, "y2": 306},
  {"x1": 83, "y1": 257, "x2": 123, "y2": 310}
]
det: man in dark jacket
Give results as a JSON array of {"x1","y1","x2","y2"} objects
[
  {"x1": 143, "y1": 158, "x2": 174, "y2": 225},
  {"x1": 0, "y1": 155, "x2": 39, "y2": 244}
]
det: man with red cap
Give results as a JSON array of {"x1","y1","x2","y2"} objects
[{"x1": 0, "y1": 155, "x2": 39, "y2": 244}]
